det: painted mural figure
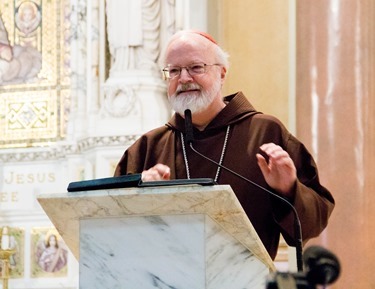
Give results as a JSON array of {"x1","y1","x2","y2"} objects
[
  {"x1": 0, "y1": 10, "x2": 42, "y2": 85},
  {"x1": 15, "y1": 1, "x2": 41, "y2": 36},
  {"x1": 36, "y1": 234, "x2": 67, "y2": 273},
  {"x1": 0, "y1": 13, "x2": 13, "y2": 69}
]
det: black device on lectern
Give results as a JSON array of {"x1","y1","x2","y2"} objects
[{"x1": 67, "y1": 174, "x2": 216, "y2": 192}]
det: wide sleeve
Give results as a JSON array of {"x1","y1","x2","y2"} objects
[
  {"x1": 113, "y1": 125, "x2": 178, "y2": 177},
  {"x1": 113, "y1": 135, "x2": 148, "y2": 176},
  {"x1": 274, "y1": 134, "x2": 335, "y2": 246}
]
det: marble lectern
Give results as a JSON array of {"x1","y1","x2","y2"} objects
[{"x1": 37, "y1": 184, "x2": 275, "y2": 289}]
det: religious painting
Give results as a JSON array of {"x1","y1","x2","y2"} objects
[
  {"x1": 0, "y1": 1, "x2": 42, "y2": 85},
  {"x1": 0, "y1": 0, "x2": 70, "y2": 148},
  {"x1": 0, "y1": 226, "x2": 25, "y2": 278},
  {"x1": 30, "y1": 227, "x2": 68, "y2": 278}
]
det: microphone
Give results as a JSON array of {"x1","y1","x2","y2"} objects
[
  {"x1": 183, "y1": 109, "x2": 304, "y2": 271},
  {"x1": 303, "y1": 246, "x2": 340, "y2": 285},
  {"x1": 184, "y1": 109, "x2": 194, "y2": 144}
]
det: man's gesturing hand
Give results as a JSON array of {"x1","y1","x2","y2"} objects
[{"x1": 256, "y1": 143, "x2": 297, "y2": 198}]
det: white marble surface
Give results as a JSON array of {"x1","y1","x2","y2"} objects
[
  {"x1": 80, "y1": 215, "x2": 205, "y2": 289},
  {"x1": 38, "y1": 184, "x2": 275, "y2": 288},
  {"x1": 80, "y1": 214, "x2": 269, "y2": 289}
]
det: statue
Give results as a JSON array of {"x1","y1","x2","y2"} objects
[{"x1": 106, "y1": 0, "x2": 163, "y2": 74}]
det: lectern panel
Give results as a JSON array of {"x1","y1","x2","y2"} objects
[{"x1": 80, "y1": 214, "x2": 269, "y2": 289}]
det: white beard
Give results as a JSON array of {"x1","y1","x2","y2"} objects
[{"x1": 168, "y1": 79, "x2": 221, "y2": 115}]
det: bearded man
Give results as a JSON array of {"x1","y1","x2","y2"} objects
[{"x1": 114, "y1": 30, "x2": 334, "y2": 260}]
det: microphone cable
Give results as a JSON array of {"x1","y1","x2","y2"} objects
[{"x1": 184, "y1": 109, "x2": 304, "y2": 271}]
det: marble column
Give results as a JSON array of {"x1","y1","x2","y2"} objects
[{"x1": 296, "y1": 1, "x2": 375, "y2": 288}]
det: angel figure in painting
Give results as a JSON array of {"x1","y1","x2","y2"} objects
[{"x1": 36, "y1": 234, "x2": 68, "y2": 273}]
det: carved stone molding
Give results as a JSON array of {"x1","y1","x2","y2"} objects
[
  {"x1": 0, "y1": 135, "x2": 139, "y2": 162},
  {"x1": 102, "y1": 84, "x2": 137, "y2": 117}
]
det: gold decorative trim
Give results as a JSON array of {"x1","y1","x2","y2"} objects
[{"x1": 0, "y1": 0, "x2": 70, "y2": 148}]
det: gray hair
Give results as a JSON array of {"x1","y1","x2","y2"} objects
[{"x1": 214, "y1": 44, "x2": 230, "y2": 70}]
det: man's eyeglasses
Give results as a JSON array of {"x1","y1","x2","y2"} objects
[{"x1": 162, "y1": 63, "x2": 221, "y2": 80}]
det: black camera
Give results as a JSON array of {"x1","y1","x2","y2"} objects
[{"x1": 266, "y1": 246, "x2": 340, "y2": 289}]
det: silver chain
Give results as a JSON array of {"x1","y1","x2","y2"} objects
[{"x1": 180, "y1": 125, "x2": 231, "y2": 182}]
